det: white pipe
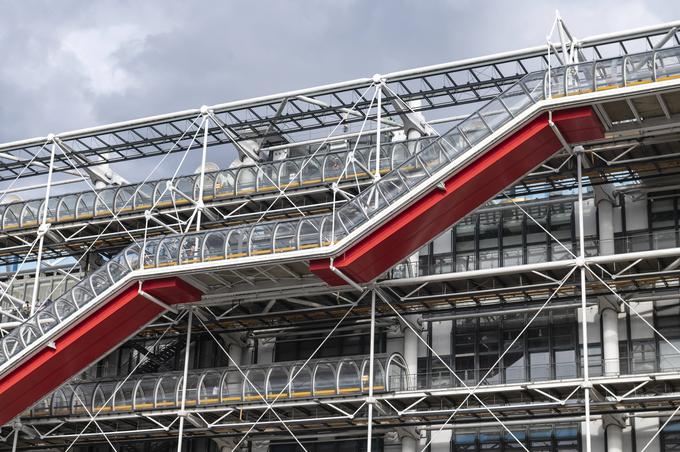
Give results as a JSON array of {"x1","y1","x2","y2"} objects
[
  {"x1": 366, "y1": 289, "x2": 377, "y2": 452},
  {"x1": 176, "y1": 308, "x2": 193, "y2": 452},
  {"x1": 29, "y1": 140, "x2": 56, "y2": 316},
  {"x1": 602, "y1": 307, "x2": 620, "y2": 376},
  {"x1": 607, "y1": 422, "x2": 624, "y2": 452},
  {"x1": 577, "y1": 149, "x2": 592, "y2": 452},
  {"x1": 381, "y1": 246, "x2": 680, "y2": 287}
]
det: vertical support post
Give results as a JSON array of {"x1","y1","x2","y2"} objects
[
  {"x1": 374, "y1": 78, "x2": 382, "y2": 182},
  {"x1": 176, "y1": 308, "x2": 194, "y2": 452},
  {"x1": 29, "y1": 137, "x2": 57, "y2": 316},
  {"x1": 576, "y1": 147, "x2": 592, "y2": 452},
  {"x1": 196, "y1": 107, "x2": 211, "y2": 232},
  {"x1": 11, "y1": 428, "x2": 18, "y2": 452},
  {"x1": 366, "y1": 288, "x2": 377, "y2": 452}
]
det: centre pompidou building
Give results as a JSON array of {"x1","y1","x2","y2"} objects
[{"x1": 1, "y1": 16, "x2": 680, "y2": 452}]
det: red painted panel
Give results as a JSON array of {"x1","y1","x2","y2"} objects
[
  {"x1": 310, "y1": 107, "x2": 603, "y2": 285},
  {"x1": 0, "y1": 277, "x2": 201, "y2": 425}
]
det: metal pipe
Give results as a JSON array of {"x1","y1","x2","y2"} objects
[
  {"x1": 422, "y1": 301, "x2": 587, "y2": 322},
  {"x1": 195, "y1": 112, "x2": 210, "y2": 232},
  {"x1": 381, "y1": 245, "x2": 680, "y2": 287},
  {"x1": 29, "y1": 140, "x2": 56, "y2": 316},
  {"x1": 366, "y1": 289, "x2": 377, "y2": 452},
  {"x1": 576, "y1": 148, "x2": 592, "y2": 452},
  {"x1": 176, "y1": 308, "x2": 193, "y2": 452}
]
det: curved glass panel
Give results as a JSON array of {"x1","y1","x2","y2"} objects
[
  {"x1": 174, "y1": 176, "x2": 195, "y2": 205},
  {"x1": 135, "y1": 378, "x2": 156, "y2": 410},
  {"x1": 256, "y1": 164, "x2": 278, "y2": 192},
  {"x1": 157, "y1": 237, "x2": 180, "y2": 267},
  {"x1": 71, "y1": 283, "x2": 95, "y2": 307},
  {"x1": 274, "y1": 222, "x2": 296, "y2": 253},
  {"x1": 21, "y1": 200, "x2": 41, "y2": 228},
  {"x1": 267, "y1": 367, "x2": 290, "y2": 398},
  {"x1": 135, "y1": 183, "x2": 154, "y2": 210},
  {"x1": 290, "y1": 366, "x2": 312, "y2": 398},
  {"x1": 279, "y1": 161, "x2": 300, "y2": 188},
  {"x1": 323, "y1": 154, "x2": 344, "y2": 181},
  {"x1": 76, "y1": 193, "x2": 96, "y2": 219},
  {"x1": 156, "y1": 375, "x2": 179, "y2": 408},
  {"x1": 203, "y1": 232, "x2": 226, "y2": 262},
  {"x1": 2, "y1": 203, "x2": 21, "y2": 229},
  {"x1": 298, "y1": 218, "x2": 322, "y2": 250},
  {"x1": 57, "y1": 195, "x2": 78, "y2": 222},
  {"x1": 300, "y1": 157, "x2": 322, "y2": 186},
  {"x1": 244, "y1": 369, "x2": 266, "y2": 401},
  {"x1": 89, "y1": 271, "x2": 112, "y2": 296},
  {"x1": 236, "y1": 167, "x2": 257, "y2": 195},
  {"x1": 52, "y1": 388, "x2": 72, "y2": 416},
  {"x1": 199, "y1": 372, "x2": 222, "y2": 405},
  {"x1": 313, "y1": 363, "x2": 336, "y2": 396},
  {"x1": 176, "y1": 374, "x2": 199, "y2": 407},
  {"x1": 337, "y1": 360, "x2": 361, "y2": 394},
  {"x1": 226, "y1": 229, "x2": 249, "y2": 258},
  {"x1": 214, "y1": 170, "x2": 236, "y2": 198},
  {"x1": 179, "y1": 234, "x2": 204, "y2": 265},
  {"x1": 94, "y1": 189, "x2": 116, "y2": 216},
  {"x1": 249, "y1": 225, "x2": 273, "y2": 256},
  {"x1": 221, "y1": 370, "x2": 243, "y2": 402},
  {"x1": 114, "y1": 186, "x2": 136, "y2": 213}
]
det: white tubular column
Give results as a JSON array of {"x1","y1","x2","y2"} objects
[
  {"x1": 402, "y1": 437, "x2": 417, "y2": 452},
  {"x1": 606, "y1": 423, "x2": 623, "y2": 452},
  {"x1": 403, "y1": 315, "x2": 419, "y2": 380},
  {"x1": 402, "y1": 315, "x2": 420, "y2": 452},
  {"x1": 576, "y1": 147, "x2": 592, "y2": 452},
  {"x1": 601, "y1": 302, "x2": 620, "y2": 376},
  {"x1": 594, "y1": 185, "x2": 621, "y2": 378}
]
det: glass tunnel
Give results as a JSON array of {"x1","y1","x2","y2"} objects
[
  {"x1": 2, "y1": 45, "x2": 680, "y2": 372},
  {"x1": 27, "y1": 353, "x2": 409, "y2": 417}
]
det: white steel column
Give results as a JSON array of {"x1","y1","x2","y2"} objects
[
  {"x1": 576, "y1": 146, "x2": 592, "y2": 452},
  {"x1": 403, "y1": 315, "x2": 419, "y2": 452},
  {"x1": 402, "y1": 436, "x2": 416, "y2": 452},
  {"x1": 607, "y1": 424, "x2": 623, "y2": 452},
  {"x1": 196, "y1": 107, "x2": 210, "y2": 232},
  {"x1": 595, "y1": 185, "x2": 620, "y2": 377},
  {"x1": 367, "y1": 289, "x2": 377, "y2": 452},
  {"x1": 176, "y1": 308, "x2": 194, "y2": 452},
  {"x1": 602, "y1": 306, "x2": 620, "y2": 376},
  {"x1": 403, "y1": 316, "x2": 419, "y2": 381},
  {"x1": 29, "y1": 137, "x2": 57, "y2": 316},
  {"x1": 373, "y1": 75, "x2": 383, "y2": 182},
  {"x1": 11, "y1": 427, "x2": 18, "y2": 452}
]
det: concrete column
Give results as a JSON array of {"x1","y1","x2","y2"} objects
[
  {"x1": 606, "y1": 423, "x2": 623, "y2": 452},
  {"x1": 601, "y1": 304, "x2": 620, "y2": 376}
]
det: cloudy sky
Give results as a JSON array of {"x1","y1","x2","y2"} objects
[{"x1": 0, "y1": 0, "x2": 677, "y2": 172}]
